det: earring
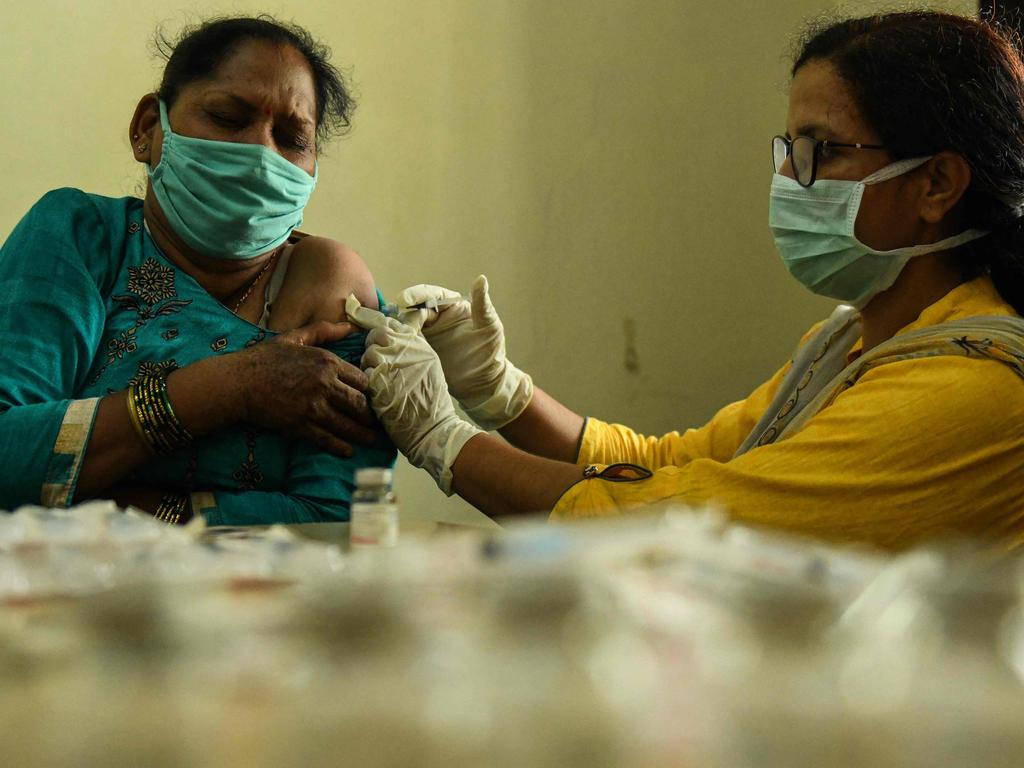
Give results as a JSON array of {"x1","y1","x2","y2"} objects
[
  {"x1": 132, "y1": 133, "x2": 139, "y2": 140},
  {"x1": 137, "y1": 143, "x2": 148, "y2": 153}
]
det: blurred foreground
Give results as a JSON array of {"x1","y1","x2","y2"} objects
[{"x1": 1, "y1": 502, "x2": 1023, "y2": 767}]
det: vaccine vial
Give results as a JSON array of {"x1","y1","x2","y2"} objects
[{"x1": 350, "y1": 468, "x2": 399, "y2": 547}]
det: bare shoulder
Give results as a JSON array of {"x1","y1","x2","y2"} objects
[{"x1": 270, "y1": 236, "x2": 379, "y2": 329}]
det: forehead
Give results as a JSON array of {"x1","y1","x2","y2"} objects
[
  {"x1": 182, "y1": 39, "x2": 316, "y2": 118},
  {"x1": 787, "y1": 58, "x2": 876, "y2": 141}
]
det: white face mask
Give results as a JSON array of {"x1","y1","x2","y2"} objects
[{"x1": 769, "y1": 157, "x2": 989, "y2": 308}]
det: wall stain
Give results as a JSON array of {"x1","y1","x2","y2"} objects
[{"x1": 623, "y1": 316, "x2": 640, "y2": 374}]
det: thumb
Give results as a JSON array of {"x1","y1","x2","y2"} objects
[
  {"x1": 471, "y1": 274, "x2": 498, "y2": 328},
  {"x1": 283, "y1": 320, "x2": 358, "y2": 347},
  {"x1": 346, "y1": 293, "x2": 391, "y2": 331}
]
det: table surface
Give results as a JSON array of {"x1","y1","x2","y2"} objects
[{"x1": 204, "y1": 509, "x2": 499, "y2": 548}]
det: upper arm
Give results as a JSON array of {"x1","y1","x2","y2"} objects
[
  {"x1": 0, "y1": 188, "x2": 110, "y2": 405},
  {"x1": 270, "y1": 236, "x2": 378, "y2": 328},
  {"x1": 0, "y1": 189, "x2": 111, "y2": 507}
]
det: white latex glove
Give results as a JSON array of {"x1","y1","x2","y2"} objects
[
  {"x1": 394, "y1": 275, "x2": 533, "y2": 431},
  {"x1": 348, "y1": 296, "x2": 484, "y2": 495}
]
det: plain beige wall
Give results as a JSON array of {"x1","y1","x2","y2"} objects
[{"x1": 0, "y1": 0, "x2": 974, "y2": 525}]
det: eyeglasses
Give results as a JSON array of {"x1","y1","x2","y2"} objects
[{"x1": 772, "y1": 135, "x2": 888, "y2": 187}]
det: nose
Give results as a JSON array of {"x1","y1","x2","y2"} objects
[
  {"x1": 239, "y1": 122, "x2": 313, "y2": 173},
  {"x1": 241, "y1": 120, "x2": 278, "y2": 154},
  {"x1": 778, "y1": 155, "x2": 796, "y2": 179},
  {"x1": 773, "y1": 137, "x2": 797, "y2": 180}
]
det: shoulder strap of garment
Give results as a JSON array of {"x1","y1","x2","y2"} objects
[
  {"x1": 773, "y1": 315, "x2": 1024, "y2": 443},
  {"x1": 733, "y1": 304, "x2": 861, "y2": 458}
]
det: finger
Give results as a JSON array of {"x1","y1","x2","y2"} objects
[
  {"x1": 396, "y1": 306, "x2": 431, "y2": 332},
  {"x1": 325, "y1": 405, "x2": 378, "y2": 442},
  {"x1": 361, "y1": 339, "x2": 417, "y2": 372},
  {"x1": 365, "y1": 321, "x2": 408, "y2": 349},
  {"x1": 361, "y1": 343, "x2": 390, "y2": 371},
  {"x1": 327, "y1": 379, "x2": 372, "y2": 422},
  {"x1": 471, "y1": 274, "x2": 497, "y2": 328},
  {"x1": 284, "y1": 320, "x2": 360, "y2": 347},
  {"x1": 313, "y1": 387, "x2": 378, "y2": 442},
  {"x1": 303, "y1": 424, "x2": 356, "y2": 458},
  {"x1": 331, "y1": 358, "x2": 369, "y2": 392},
  {"x1": 345, "y1": 294, "x2": 390, "y2": 331},
  {"x1": 395, "y1": 283, "x2": 462, "y2": 309}
]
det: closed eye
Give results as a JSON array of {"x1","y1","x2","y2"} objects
[
  {"x1": 207, "y1": 111, "x2": 244, "y2": 129},
  {"x1": 276, "y1": 131, "x2": 313, "y2": 153}
]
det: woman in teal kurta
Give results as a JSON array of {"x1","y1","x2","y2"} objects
[{"x1": 0, "y1": 17, "x2": 394, "y2": 524}]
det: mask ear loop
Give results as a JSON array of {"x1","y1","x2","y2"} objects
[{"x1": 862, "y1": 156, "x2": 932, "y2": 185}]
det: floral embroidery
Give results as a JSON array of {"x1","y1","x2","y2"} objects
[
  {"x1": 112, "y1": 295, "x2": 193, "y2": 326},
  {"x1": 112, "y1": 258, "x2": 193, "y2": 327},
  {"x1": 107, "y1": 327, "x2": 138, "y2": 360},
  {"x1": 211, "y1": 337, "x2": 228, "y2": 352},
  {"x1": 127, "y1": 259, "x2": 176, "y2": 305},
  {"x1": 90, "y1": 258, "x2": 193, "y2": 386},
  {"x1": 127, "y1": 359, "x2": 179, "y2": 388},
  {"x1": 161, "y1": 328, "x2": 179, "y2": 341},
  {"x1": 233, "y1": 431, "x2": 264, "y2": 490}
]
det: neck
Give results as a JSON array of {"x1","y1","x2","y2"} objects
[
  {"x1": 859, "y1": 254, "x2": 964, "y2": 353},
  {"x1": 141, "y1": 193, "x2": 278, "y2": 306}
]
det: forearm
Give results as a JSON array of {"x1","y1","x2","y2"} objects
[
  {"x1": 497, "y1": 386, "x2": 586, "y2": 463},
  {"x1": 74, "y1": 355, "x2": 245, "y2": 500},
  {"x1": 450, "y1": 433, "x2": 583, "y2": 517},
  {"x1": 106, "y1": 484, "x2": 171, "y2": 516}
]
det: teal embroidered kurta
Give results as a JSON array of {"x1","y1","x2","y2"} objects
[{"x1": 0, "y1": 187, "x2": 396, "y2": 524}]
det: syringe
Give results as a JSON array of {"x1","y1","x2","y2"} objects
[{"x1": 381, "y1": 294, "x2": 470, "y2": 317}]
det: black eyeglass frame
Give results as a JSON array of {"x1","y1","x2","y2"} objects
[{"x1": 772, "y1": 135, "x2": 888, "y2": 187}]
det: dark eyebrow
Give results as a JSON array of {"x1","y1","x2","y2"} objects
[
  {"x1": 205, "y1": 91, "x2": 314, "y2": 132},
  {"x1": 791, "y1": 123, "x2": 833, "y2": 141}
]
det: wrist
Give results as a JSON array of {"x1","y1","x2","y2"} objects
[
  {"x1": 461, "y1": 363, "x2": 534, "y2": 431},
  {"x1": 162, "y1": 354, "x2": 248, "y2": 437},
  {"x1": 408, "y1": 415, "x2": 484, "y2": 495},
  {"x1": 202, "y1": 353, "x2": 251, "y2": 424}
]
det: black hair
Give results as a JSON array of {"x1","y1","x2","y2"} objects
[
  {"x1": 793, "y1": 11, "x2": 1024, "y2": 314},
  {"x1": 154, "y1": 15, "x2": 355, "y2": 147}
]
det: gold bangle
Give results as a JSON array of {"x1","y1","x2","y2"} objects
[
  {"x1": 126, "y1": 383, "x2": 156, "y2": 455},
  {"x1": 131, "y1": 373, "x2": 194, "y2": 455},
  {"x1": 153, "y1": 373, "x2": 193, "y2": 448}
]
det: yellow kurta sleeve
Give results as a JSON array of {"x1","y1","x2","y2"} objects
[
  {"x1": 554, "y1": 355, "x2": 1024, "y2": 550},
  {"x1": 577, "y1": 321, "x2": 832, "y2": 469},
  {"x1": 577, "y1": 363, "x2": 793, "y2": 468}
]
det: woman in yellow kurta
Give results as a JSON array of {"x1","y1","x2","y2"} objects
[{"x1": 352, "y1": 11, "x2": 1024, "y2": 550}]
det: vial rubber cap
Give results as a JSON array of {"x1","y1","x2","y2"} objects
[{"x1": 355, "y1": 467, "x2": 393, "y2": 487}]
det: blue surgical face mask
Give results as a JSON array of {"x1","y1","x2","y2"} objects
[
  {"x1": 147, "y1": 101, "x2": 317, "y2": 260},
  {"x1": 769, "y1": 157, "x2": 989, "y2": 308}
]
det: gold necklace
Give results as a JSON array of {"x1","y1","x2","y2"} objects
[{"x1": 231, "y1": 250, "x2": 279, "y2": 314}]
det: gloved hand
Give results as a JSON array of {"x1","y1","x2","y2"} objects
[
  {"x1": 394, "y1": 275, "x2": 533, "y2": 431},
  {"x1": 349, "y1": 297, "x2": 484, "y2": 495}
]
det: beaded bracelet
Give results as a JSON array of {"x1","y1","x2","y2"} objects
[
  {"x1": 126, "y1": 372, "x2": 194, "y2": 455},
  {"x1": 154, "y1": 493, "x2": 191, "y2": 525}
]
